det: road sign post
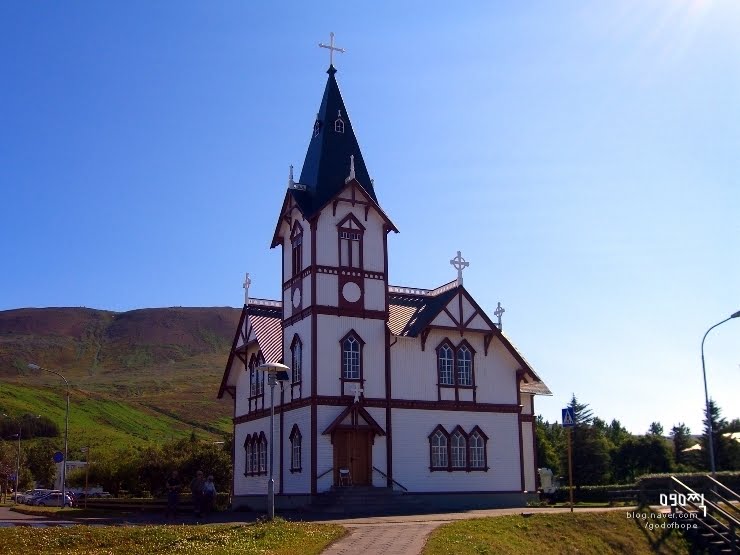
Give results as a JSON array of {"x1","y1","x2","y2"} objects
[{"x1": 562, "y1": 407, "x2": 575, "y2": 513}]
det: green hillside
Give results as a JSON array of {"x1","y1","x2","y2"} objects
[
  {"x1": 0, "y1": 382, "x2": 220, "y2": 453},
  {"x1": 0, "y1": 306, "x2": 241, "y2": 449}
]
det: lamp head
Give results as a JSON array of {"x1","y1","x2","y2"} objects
[
  {"x1": 731, "y1": 310, "x2": 740, "y2": 319},
  {"x1": 28, "y1": 363, "x2": 41, "y2": 370},
  {"x1": 257, "y1": 362, "x2": 291, "y2": 383}
]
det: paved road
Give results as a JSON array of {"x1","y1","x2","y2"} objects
[
  {"x1": 322, "y1": 522, "x2": 438, "y2": 555},
  {"x1": 0, "y1": 506, "x2": 76, "y2": 528}
]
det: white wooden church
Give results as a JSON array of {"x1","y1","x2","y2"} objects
[{"x1": 218, "y1": 44, "x2": 551, "y2": 510}]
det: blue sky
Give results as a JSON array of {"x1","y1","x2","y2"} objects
[{"x1": 2, "y1": 1, "x2": 738, "y2": 435}]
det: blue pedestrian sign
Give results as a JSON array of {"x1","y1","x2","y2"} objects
[
  {"x1": 562, "y1": 407, "x2": 575, "y2": 428},
  {"x1": 53, "y1": 451, "x2": 64, "y2": 463}
]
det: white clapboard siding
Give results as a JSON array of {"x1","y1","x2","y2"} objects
[
  {"x1": 390, "y1": 409, "x2": 522, "y2": 492},
  {"x1": 234, "y1": 415, "x2": 271, "y2": 497},
  {"x1": 280, "y1": 405, "x2": 312, "y2": 494},
  {"x1": 316, "y1": 315, "x2": 387, "y2": 399}
]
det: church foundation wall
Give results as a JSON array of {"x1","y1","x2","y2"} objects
[{"x1": 230, "y1": 491, "x2": 537, "y2": 512}]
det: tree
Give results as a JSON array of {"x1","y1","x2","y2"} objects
[
  {"x1": 612, "y1": 435, "x2": 673, "y2": 482},
  {"x1": 25, "y1": 439, "x2": 56, "y2": 487},
  {"x1": 559, "y1": 395, "x2": 610, "y2": 486},
  {"x1": 605, "y1": 419, "x2": 630, "y2": 449},
  {"x1": 648, "y1": 422, "x2": 664, "y2": 436},
  {"x1": 701, "y1": 400, "x2": 739, "y2": 471},
  {"x1": 669, "y1": 423, "x2": 693, "y2": 468},
  {"x1": 569, "y1": 394, "x2": 594, "y2": 426},
  {"x1": 535, "y1": 416, "x2": 560, "y2": 475}
]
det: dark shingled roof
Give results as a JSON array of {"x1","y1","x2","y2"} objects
[
  {"x1": 387, "y1": 286, "x2": 459, "y2": 337},
  {"x1": 295, "y1": 65, "x2": 377, "y2": 218},
  {"x1": 220, "y1": 288, "x2": 552, "y2": 398}
]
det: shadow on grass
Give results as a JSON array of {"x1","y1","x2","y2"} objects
[{"x1": 630, "y1": 505, "x2": 688, "y2": 555}]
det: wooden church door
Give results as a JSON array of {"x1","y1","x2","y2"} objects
[{"x1": 333, "y1": 430, "x2": 371, "y2": 486}]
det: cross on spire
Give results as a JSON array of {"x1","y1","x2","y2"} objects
[
  {"x1": 494, "y1": 301, "x2": 505, "y2": 330},
  {"x1": 450, "y1": 251, "x2": 469, "y2": 285},
  {"x1": 319, "y1": 32, "x2": 345, "y2": 67},
  {"x1": 243, "y1": 272, "x2": 251, "y2": 305}
]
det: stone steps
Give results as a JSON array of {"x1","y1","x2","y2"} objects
[{"x1": 310, "y1": 486, "x2": 427, "y2": 516}]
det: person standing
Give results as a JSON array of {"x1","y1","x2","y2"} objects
[
  {"x1": 165, "y1": 470, "x2": 182, "y2": 520},
  {"x1": 190, "y1": 470, "x2": 206, "y2": 518},
  {"x1": 202, "y1": 475, "x2": 216, "y2": 516}
]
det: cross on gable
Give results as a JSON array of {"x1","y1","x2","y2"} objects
[
  {"x1": 318, "y1": 32, "x2": 345, "y2": 67},
  {"x1": 243, "y1": 272, "x2": 251, "y2": 305},
  {"x1": 450, "y1": 251, "x2": 470, "y2": 285},
  {"x1": 494, "y1": 301, "x2": 505, "y2": 330}
]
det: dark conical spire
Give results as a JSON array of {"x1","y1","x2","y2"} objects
[{"x1": 297, "y1": 66, "x2": 378, "y2": 213}]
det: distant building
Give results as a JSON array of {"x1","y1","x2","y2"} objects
[
  {"x1": 218, "y1": 57, "x2": 551, "y2": 510},
  {"x1": 54, "y1": 461, "x2": 86, "y2": 490}
]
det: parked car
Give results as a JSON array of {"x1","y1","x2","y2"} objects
[
  {"x1": 23, "y1": 489, "x2": 54, "y2": 505},
  {"x1": 33, "y1": 492, "x2": 73, "y2": 507},
  {"x1": 16, "y1": 490, "x2": 36, "y2": 504}
]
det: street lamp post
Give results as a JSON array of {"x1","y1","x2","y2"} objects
[
  {"x1": 257, "y1": 362, "x2": 290, "y2": 521},
  {"x1": 28, "y1": 363, "x2": 70, "y2": 508},
  {"x1": 700, "y1": 310, "x2": 740, "y2": 477},
  {"x1": 2, "y1": 414, "x2": 39, "y2": 503},
  {"x1": 2, "y1": 416, "x2": 22, "y2": 503}
]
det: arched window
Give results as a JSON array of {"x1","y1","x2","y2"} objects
[
  {"x1": 249, "y1": 353, "x2": 264, "y2": 397},
  {"x1": 245, "y1": 433, "x2": 262, "y2": 476},
  {"x1": 291, "y1": 336, "x2": 302, "y2": 384},
  {"x1": 258, "y1": 433, "x2": 267, "y2": 474},
  {"x1": 438, "y1": 344, "x2": 454, "y2": 385},
  {"x1": 341, "y1": 332, "x2": 362, "y2": 380},
  {"x1": 451, "y1": 429, "x2": 467, "y2": 469},
  {"x1": 469, "y1": 431, "x2": 485, "y2": 469},
  {"x1": 337, "y1": 214, "x2": 365, "y2": 269},
  {"x1": 291, "y1": 223, "x2": 303, "y2": 277},
  {"x1": 457, "y1": 345, "x2": 472, "y2": 386},
  {"x1": 430, "y1": 428, "x2": 449, "y2": 469},
  {"x1": 335, "y1": 118, "x2": 344, "y2": 133},
  {"x1": 244, "y1": 437, "x2": 253, "y2": 476},
  {"x1": 289, "y1": 425, "x2": 302, "y2": 472}
]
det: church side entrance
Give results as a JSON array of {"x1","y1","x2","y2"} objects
[{"x1": 333, "y1": 429, "x2": 371, "y2": 486}]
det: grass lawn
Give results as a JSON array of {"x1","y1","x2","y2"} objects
[
  {"x1": 423, "y1": 510, "x2": 690, "y2": 555},
  {"x1": 0, "y1": 519, "x2": 345, "y2": 555}
]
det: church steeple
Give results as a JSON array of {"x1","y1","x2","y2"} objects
[{"x1": 297, "y1": 65, "x2": 378, "y2": 215}]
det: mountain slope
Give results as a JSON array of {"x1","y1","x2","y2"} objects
[{"x1": 0, "y1": 306, "x2": 242, "y2": 447}]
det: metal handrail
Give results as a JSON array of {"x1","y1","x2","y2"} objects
[
  {"x1": 316, "y1": 467, "x2": 333, "y2": 481},
  {"x1": 671, "y1": 477, "x2": 740, "y2": 527},
  {"x1": 671, "y1": 476, "x2": 739, "y2": 550},
  {"x1": 709, "y1": 489, "x2": 740, "y2": 520},
  {"x1": 706, "y1": 474, "x2": 740, "y2": 502},
  {"x1": 372, "y1": 466, "x2": 408, "y2": 492}
]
